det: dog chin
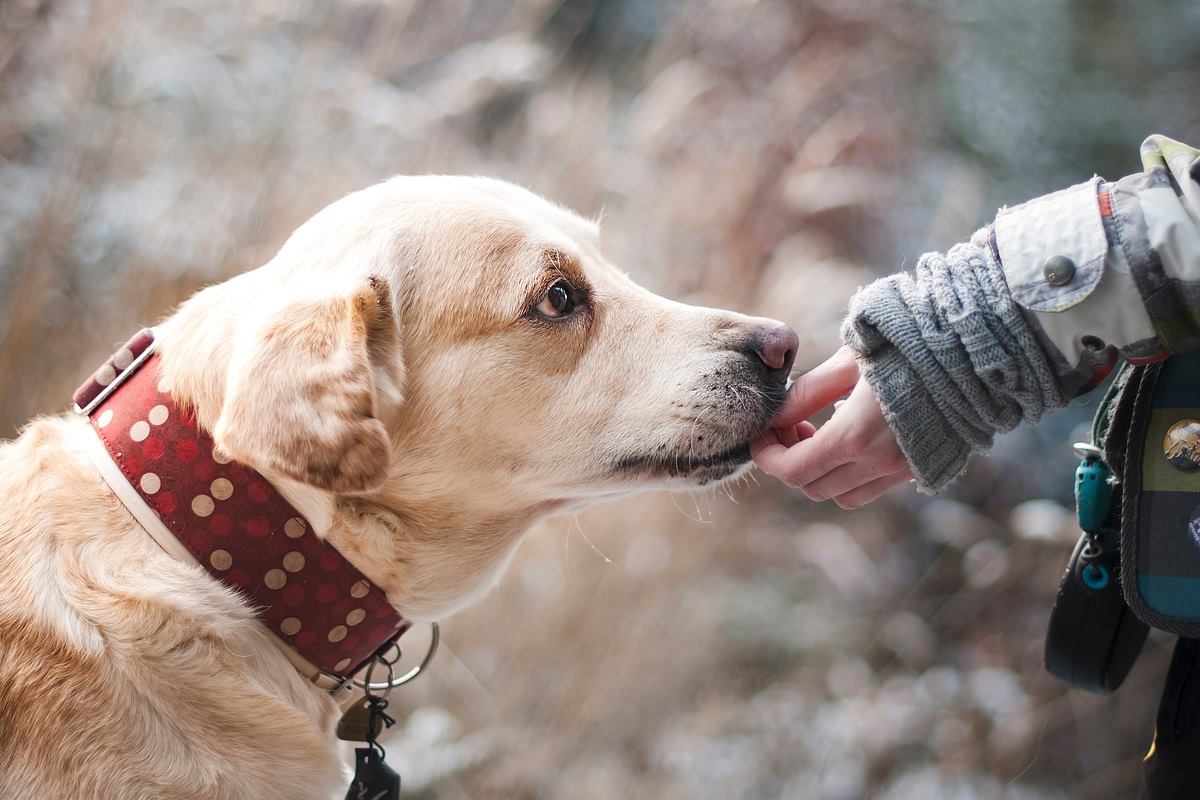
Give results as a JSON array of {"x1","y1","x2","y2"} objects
[{"x1": 614, "y1": 441, "x2": 754, "y2": 486}]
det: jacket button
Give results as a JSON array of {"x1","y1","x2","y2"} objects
[{"x1": 1043, "y1": 255, "x2": 1076, "y2": 287}]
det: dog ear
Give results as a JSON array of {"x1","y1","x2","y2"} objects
[{"x1": 213, "y1": 276, "x2": 404, "y2": 494}]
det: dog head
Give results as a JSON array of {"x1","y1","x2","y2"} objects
[{"x1": 159, "y1": 177, "x2": 796, "y2": 618}]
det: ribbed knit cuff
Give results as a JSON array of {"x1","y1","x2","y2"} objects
[
  {"x1": 853, "y1": 342, "x2": 972, "y2": 493},
  {"x1": 841, "y1": 229, "x2": 1069, "y2": 493}
]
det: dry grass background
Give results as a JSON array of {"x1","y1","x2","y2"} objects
[{"x1": 2, "y1": 1, "x2": 1198, "y2": 798}]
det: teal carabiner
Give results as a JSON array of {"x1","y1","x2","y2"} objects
[{"x1": 1073, "y1": 443, "x2": 1113, "y2": 534}]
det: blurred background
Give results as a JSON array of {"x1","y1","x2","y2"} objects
[{"x1": 2, "y1": 0, "x2": 1199, "y2": 797}]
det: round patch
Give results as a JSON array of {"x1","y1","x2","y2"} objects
[
  {"x1": 139, "y1": 472, "x2": 161, "y2": 494},
  {"x1": 142, "y1": 437, "x2": 165, "y2": 460},
  {"x1": 1165, "y1": 419, "x2": 1200, "y2": 471},
  {"x1": 95, "y1": 363, "x2": 116, "y2": 386},
  {"x1": 346, "y1": 608, "x2": 366, "y2": 626},
  {"x1": 333, "y1": 658, "x2": 352, "y2": 673},
  {"x1": 350, "y1": 580, "x2": 370, "y2": 599},
  {"x1": 191, "y1": 460, "x2": 216, "y2": 483},
  {"x1": 284, "y1": 517, "x2": 306, "y2": 539},
  {"x1": 210, "y1": 550, "x2": 233, "y2": 571},
  {"x1": 210, "y1": 478, "x2": 234, "y2": 501},
  {"x1": 129, "y1": 420, "x2": 150, "y2": 442},
  {"x1": 97, "y1": 409, "x2": 114, "y2": 429},
  {"x1": 247, "y1": 481, "x2": 271, "y2": 503},
  {"x1": 280, "y1": 617, "x2": 302, "y2": 636},
  {"x1": 327, "y1": 625, "x2": 348, "y2": 643},
  {"x1": 154, "y1": 491, "x2": 178, "y2": 515},
  {"x1": 176, "y1": 440, "x2": 199, "y2": 462},
  {"x1": 113, "y1": 347, "x2": 134, "y2": 370},
  {"x1": 264, "y1": 568, "x2": 287, "y2": 590},
  {"x1": 282, "y1": 551, "x2": 306, "y2": 573},
  {"x1": 147, "y1": 404, "x2": 169, "y2": 425},
  {"x1": 191, "y1": 494, "x2": 215, "y2": 518}
]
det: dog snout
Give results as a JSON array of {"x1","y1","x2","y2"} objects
[{"x1": 750, "y1": 323, "x2": 798, "y2": 377}]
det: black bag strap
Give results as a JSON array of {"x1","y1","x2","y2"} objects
[{"x1": 1095, "y1": 360, "x2": 1143, "y2": 479}]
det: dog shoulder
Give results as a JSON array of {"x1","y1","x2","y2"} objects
[{"x1": 0, "y1": 416, "x2": 345, "y2": 799}]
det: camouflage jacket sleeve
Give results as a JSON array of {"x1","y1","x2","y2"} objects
[{"x1": 993, "y1": 134, "x2": 1200, "y2": 397}]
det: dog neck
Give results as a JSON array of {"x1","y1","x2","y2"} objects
[{"x1": 324, "y1": 491, "x2": 553, "y2": 622}]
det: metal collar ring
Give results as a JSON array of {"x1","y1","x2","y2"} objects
[{"x1": 352, "y1": 622, "x2": 440, "y2": 693}]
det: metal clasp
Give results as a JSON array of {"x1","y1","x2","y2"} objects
[
  {"x1": 325, "y1": 622, "x2": 440, "y2": 695},
  {"x1": 356, "y1": 622, "x2": 439, "y2": 692}
]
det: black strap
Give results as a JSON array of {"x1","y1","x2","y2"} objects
[{"x1": 1095, "y1": 360, "x2": 1142, "y2": 480}]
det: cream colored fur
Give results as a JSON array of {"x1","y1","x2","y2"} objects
[{"x1": 0, "y1": 177, "x2": 792, "y2": 799}]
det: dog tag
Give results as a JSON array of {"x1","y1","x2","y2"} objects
[
  {"x1": 336, "y1": 697, "x2": 384, "y2": 742},
  {"x1": 342, "y1": 747, "x2": 400, "y2": 800}
]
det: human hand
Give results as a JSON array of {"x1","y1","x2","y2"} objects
[{"x1": 751, "y1": 346, "x2": 913, "y2": 508}]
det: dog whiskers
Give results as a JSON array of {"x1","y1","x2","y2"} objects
[
  {"x1": 571, "y1": 515, "x2": 611, "y2": 564},
  {"x1": 668, "y1": 490, "x2": 707, "y2": 523}
]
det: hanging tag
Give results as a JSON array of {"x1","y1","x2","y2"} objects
[
  {"x1": 342, "y1": 747, "x2": 400, "y2": 800},
  {"x1": 337, "y1": 696, "x2": 384, "y2": 742}
]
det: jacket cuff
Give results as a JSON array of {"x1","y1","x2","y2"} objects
[{"x1": 852, "y1": 342, "x2": 971, "y2": 493}]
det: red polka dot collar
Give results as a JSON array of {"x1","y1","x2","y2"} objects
[{"x1": 74, "y1": 329, "x2": 410, "y2": 684}]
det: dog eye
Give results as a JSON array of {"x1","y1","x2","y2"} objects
[{"x1": 534, "y1": 280, "x2": 577, "y2": 319}]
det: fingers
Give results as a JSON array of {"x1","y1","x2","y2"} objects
[
  {"x1": 753, "y1": 424, "x2": 851, "y2": 490},
  {"x1": 831, "y1": 472, "x2": 913, "y2": 509},
  {"x1": 773, "y1": 435, "x2": 907, "y2": 503},
  {"x1": 801, "y1": 461, "x2": 880, "y2": 502},
  {"x1": 771, "y1": 346, "x2": 860, "y2": 428},
  {"x1": 782, "y1": 421, "x2": 817, "y2": 447},
  {"x1": 803, "y1": 456, "x2": 912, "y2": 503},
  {"x1": 754, "y1": 373, "x2": 913, "y2": 509},
  {"x1": 751, "y1": 421, "x2": 816, "y2": 457}
]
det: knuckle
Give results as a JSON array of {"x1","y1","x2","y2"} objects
[
  {"x1": 783, "y1": 473, "x2": 806, "y2": 490},
  {"x1": 782, "y1": 463, "x2": 813, "y2": 488}
]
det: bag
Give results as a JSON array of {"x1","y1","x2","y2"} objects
[
  {"x1": 1107, "y1": 350, "x2": 1200, "y2": 635},
  {"x1": 1043, "y1": 367, "x2": 1149, "y2": 693}
]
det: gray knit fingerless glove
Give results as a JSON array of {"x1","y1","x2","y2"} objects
[{"x1": 841, "y1": 228, "x2": 1069, "y2": 493}]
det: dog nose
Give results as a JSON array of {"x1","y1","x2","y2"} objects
[{"x1": 753, "y1": 324, "x2": 799, "y2": 374}]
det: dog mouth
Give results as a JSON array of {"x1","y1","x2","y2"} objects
[
  {"x1": 611, "y1": 375, "x2": 786, "y2": 484},
  {"x1": 613, "y1": 440, "x2": 753, "y2": 481}
]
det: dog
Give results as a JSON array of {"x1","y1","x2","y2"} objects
[{"x1": 0, "y1": 176, "x2": 797, "y2": 799}]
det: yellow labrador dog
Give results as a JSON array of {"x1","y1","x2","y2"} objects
[{"x1": 0, "y1": 177, "x2": 797, "y2": 799}]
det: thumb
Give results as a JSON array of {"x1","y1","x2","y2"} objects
[{"x1": 771, "y1": 345, "x2": 860, "y2": 428}]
